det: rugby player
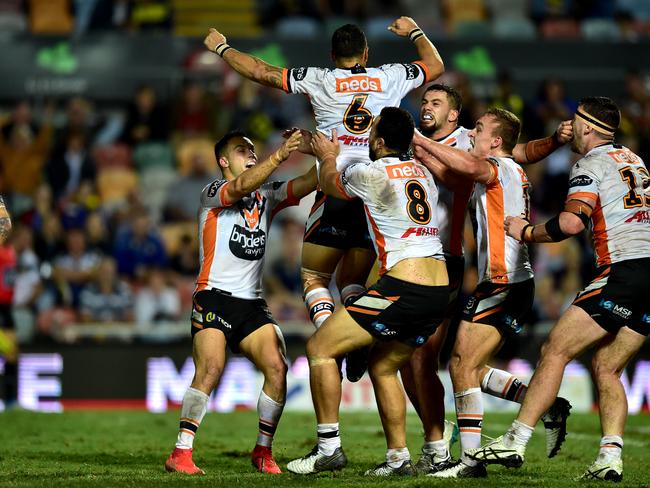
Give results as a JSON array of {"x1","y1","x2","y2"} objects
[
  {"x1": 405, "y1": 86, "x2": 573, "y2": 474},
  {"x1": 0, "y1": 199, "x2": 15, "y2": 409},
  {"x1": 204, "y1": 18, "x2": 444, "y2": 381},
  {"x1": 413, "y1": 108, "x2": 571, "y2": 478},
  {"x1": 286, "y1": 107, "x2": 449, "y2": 476},
  {"x1": 468, "y1": 97, "x2": 650, "y2": 482},
  {"x1": 164, "y1": 130, "x2": 317, "y2": 475}
]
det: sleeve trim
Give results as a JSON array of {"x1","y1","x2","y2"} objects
[
  {"x1": 219, "y1": 181, "x2": 231, "y2": 206},
  {"x1": 413, "y1": 60, "x2": 431, "y2": 83},
  {"x1": 282, "y1": 68, "x2": 290, "y2": 93},
  {"x1": 336, "y1": 173, "x2": 356, "y2": 200},
  {"x1": 566, "y1": 191, "x2": 598, "y2": 202},
  {"x1": 271, "y1": 180, "x2": 301, "y2": 218}
]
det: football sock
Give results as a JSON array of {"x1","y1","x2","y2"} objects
[
  {"x1": 386, "y1": 447, "x2": 410, "y2": 468},
  {"x1": 305, "y1": 288, "x2": 334, "y2": 329},
  {"x1": 455, "y1": 387, "x2": 483, "y2": 466},
  {"x1": 175, "y1": 387, "x2": 209, "y2": 449},
  {"x1": 340, "y1": 284, "x2": 366, "y2": 307},
  {"x1": 256, "y1": 390, "x2": 284, "y2": 448},
  {"x1": 423, "y1": 439, "x2": 449, "y2": 461},
  {"x1": 317, "y1": 422, "x2": 340, "y2": 456},
  {"x1": 508, "y1": 419, "x2": 534, "y2": 448},
  {"x1": 481, "y1": 367, "x2": 527, "y2": 403},
  {"x1": 597, "y1": 435, "x2": 623, "y2": 463}
]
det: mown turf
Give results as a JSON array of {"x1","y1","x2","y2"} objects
[{"x1": 0, "y1": 410, "x2": 648, "y2": 487}]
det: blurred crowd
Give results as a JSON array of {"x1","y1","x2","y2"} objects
[
  {"x1": 1, "y1": 67, "x2": 649, "y2": 346},
  {"x1": 2, "y1": 0, "x2": 650, "y2": 40},
  {"x1": 1, "y1": 0, "x2": 650, "y2": 346}
]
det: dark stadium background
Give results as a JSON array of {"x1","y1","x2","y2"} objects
[{"x1": 0, "y1": 0, "x2": 649, "y2": 415}]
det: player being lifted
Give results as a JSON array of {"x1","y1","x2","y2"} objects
[
  {"x1": 204, "y1": 18, "x2": 444, "y2": 380},
  {"x1": 287, "y1": 107, "x2": 449, "y2": 476},
  {"x1": 413, "y1": 107, "x2": 571, "y2": 478},
  {"x1": 164, "y1": 130, "x2": 317, "y2": 475},
  {"x1": 468, "y1": 97, "x2": 650, "y2": 482},
  {"x1": 404, "y1": 84, "x2": 573, "y2": 474}
]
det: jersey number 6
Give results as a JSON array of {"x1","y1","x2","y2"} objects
[{"x1": 343, "y1": 95, "x2": 373, "y2": 134}]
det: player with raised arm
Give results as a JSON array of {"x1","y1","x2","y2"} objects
[
  {"x1": 467, "y1": 97, "x2": 650, "y2": 482},
  {"x1": 286, "y1": 107, "x2": 449, "y2": 477},
  {"x1": 164, "y1": 130, "x2": 317, "y2": 475},
  {"x1": 406, "y1": 87, "x2": 573, "y2": 474},
  {"x1": 204, "y1": 18, "x2": 444, "y2": 381},
  {"x1": 412, "y1": 108, "x2": 571, "y2": 478}
]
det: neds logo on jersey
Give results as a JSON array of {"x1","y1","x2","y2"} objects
[{"x1": 336, "y1": 76, "x2": 382, "y2": 93}]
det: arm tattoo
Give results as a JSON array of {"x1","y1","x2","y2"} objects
[
  {"x1": 0, "y1": 217, "x2": 11, "y2": 244},
  {"x1": 260, "y1": 66, "x2": 284, "y2": 89}
]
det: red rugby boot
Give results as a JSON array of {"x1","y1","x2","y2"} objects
[{"x1": 165, "y1": 448, "x2": 205, "y2": 475}]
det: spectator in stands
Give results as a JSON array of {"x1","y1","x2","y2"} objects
[
  {"x1": 163, "y1": 149, "x2": 214, "y2": 222},
  {"x1": 490, "y1": 71, "x2": 525, "y2": 124},
  {"x1": 53, "y1": 97, "x2": 97, "y2": 151},
  {"x1": 534, "y1": 78, "x2": 577, "y2": 136},
  {"x1": 0, "y1": 101, "x2": 53, "y2": 213},
  {"x1": 33, "y1": 213, "x2": 65, "y2": 263},
  {"x1": 121, "y1": 84, "x2": 170, "y2": 145},
  {"x1": 85, "y1": 211, "x2": 112, "y2": 255},
  {"x1": 46, "y1": 130, "x2": 97, "y2": 203},
  {"x1": 52, "y1": 228, "x2": 100, "y2": 308},
  {"x1": 113, "y1": 210, "x2": 167, "y2": 278},
  {"x1": 169, "y1": 233, "x2": 199, "y2": 277},
  {"x1": 11, "y1": 224, "x2": 43, "y2": 342},
  {"x1": 172, "y1": 81, "x2": 218, "y2": 138},
  {"x1": 134, "y1": 266, "x2": 181, "y2": 328},
  {"x1": 79, "y1": 256, "x2": 133, "y2": 322}
]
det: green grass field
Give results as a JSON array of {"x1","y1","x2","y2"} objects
[{"x1": 1, "y1": 410, "x2": 648, "y2": 487}]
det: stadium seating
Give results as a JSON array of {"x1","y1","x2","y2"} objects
[
  {"x1": 275, "y1": 17, "x2": 320, "y2": 39},
  {"x1": 581, "y1": 18, "x2": 622, "y2": 40},
  {"x1": 492, "y1": 18, "x2": 537, "y2": 39},
  {"x1": 28, "y1": 0, "x2": 73, "y2": 34},
  {"x1": 96, "y1": 167, "x2": 138, "y2": 206},
  {"x1": 93, "y1": 144, "x2": 133, "y2": 170},
  {"x1": 540, "y1": 18, "x2": 581, "y2": 39}
]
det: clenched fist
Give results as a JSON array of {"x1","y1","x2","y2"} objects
[
  {"x1": 204, "y1": 28, "x2": 226, "y2": 52},
  {"x1": 388, "y1": 16, "x2": 419, "y2": 37}
]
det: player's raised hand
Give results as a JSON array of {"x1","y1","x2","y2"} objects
[
  {"x1": 204, "y1": 28, "x2": 227, "y2": 52},
  {"x1": 311, "y1": 129, "x2": 340, "y2": 160},
  {"x1": 505, "y1": 216, "x2": 528, "y2": 241},
  {"x1": 282, "y1": 128, "x2": 313, "y2": 154},
  {"x1": 388, "y1": 16, "x2": 419, "y2": 37},
  {"x1": 277, "y1": 129, "x2": 303, "y2": 160},
  {"x1": 555, "y1": 120, "x2": 573, "y2": 144}
]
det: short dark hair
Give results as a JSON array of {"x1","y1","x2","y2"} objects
[
  {"x1": 214, "y1": 130, "x2": 248, "y2": 160},
  {"x1": 375, "y1": 107, "x2": 415, "y2": 153},
  {"x1": 424, "y1": 83, "x2": 462, "y2": 113},
  {"x1": 578, "y1": 96, "x2": 620, "y2": 132},
  {"x1": 331, "y1": 24, "x2": 367, "y2": 59},
  {"x1": 484, "y1": 107, "x2": 521, "y2": 152}
]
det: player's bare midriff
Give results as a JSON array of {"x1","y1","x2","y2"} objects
[{"x1": 386, "y1": 257, "x2": 449, "y2": 286}]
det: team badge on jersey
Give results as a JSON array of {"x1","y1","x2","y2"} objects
[{"x1": 229, "y1": 193, "x2": 267, "y2": 261}]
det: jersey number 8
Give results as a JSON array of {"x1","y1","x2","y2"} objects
[
  {"x1": 343, "y1": 95, "x2": 373, "y2": 134},
  {"x1": 405, "y1": 180, "x2": 431, "y2": 225}
]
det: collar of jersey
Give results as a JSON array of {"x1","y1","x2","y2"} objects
[
  {"x1": 433, "y1": 126, "x2": 462, "y2": 143},
  {"x1": 585, "y1": 142, "x2": 616, "y2": 157},
  {"x1": 337, "y1": 64, "x2": 366, "y2": 74}
]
